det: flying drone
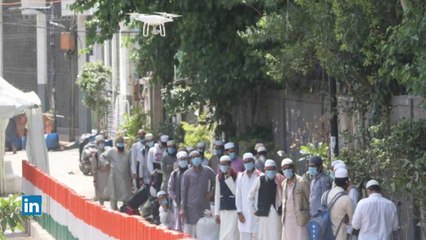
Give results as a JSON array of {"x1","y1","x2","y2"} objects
[{"x1": 127, "y1": 12, "x2": 181, "y2": 37}]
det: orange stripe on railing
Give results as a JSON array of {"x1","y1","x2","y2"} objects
[{"x1": 22, "y1": 160, "x2": 191, "y2": 240}]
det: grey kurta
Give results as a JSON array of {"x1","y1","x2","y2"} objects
[
  {"x1": 161, "y1": 154, "x2": 177, "y2": 192},
  {"x1": 181, "y1": 166, "x2": 216, "y2": 225},
  {"x1": 102, "y1": 148, "x2": 132, "y2": 201},
  {"x1": 91, "y1": 147, "x2": 110, "y2": 200}
]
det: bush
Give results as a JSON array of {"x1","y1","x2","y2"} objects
[
  {"x1": 0, "y1": 195, "x2": 30, "y2": 239},
  {"x1": 180, "y1": 121, "x2": 212, "y2": 156},
  {"x1": 120, "y1": 107, "x2": 149, "y2": 143},
  {"x1": 153, "y1": 122, "x2": 185, "y2": 145},
  {"x1": 341, "y1": 119, "x2": 426, "y2": 209}
]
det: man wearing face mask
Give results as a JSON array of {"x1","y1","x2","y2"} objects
[
  {"x1": 147, "y1": 134, "x2": 169, "y2": 194},
  {"x1": 322, "y1": 168, "x2": 354, "y2": 240},
  {"x1": 236, "y1": 153, "x2": 261, "y2": 240},
  {"x1": 157, "y1": 191, "x2": 175, "y2": 229},
  {"x1": 308, "y1": 155, "x2": 332, "y2": 217},
  {"x1": 180, "y1": 150, "x2": 216, "y2": 238},
  {"x1": 91, "y1": 135, "x2": 110, "y2": 205},
  {"x1": 102, "y1": 136, "x2": 132, "y2": 210},
  {"x1": 209, "y1": 140, "x2": 224, "y2": 173},
  {"x1": 248, "y1": 159, "x2": 284, "y2": 240},
  {"x1": 131, "y1": 129, "x2": 146, "y2": 190},
  {"x1": 224, "y1": 142, "x2": 244, "y2": 172},
  {"x1": 280, "y1": 158, "x2": 310, "y2": 240},
  {"x1": 161, "y1": 140, "x2": 178, "y2": 192},
  {"x1": 138, "y1": 133, "x2": 154, "y2": 188},
  {"x1": 168, "y1": 151, "x2": 189, "y2": 232},
  {"x1": 255, "y1": 146, "x2": 267, "y2": 172},
  {"x1": 214, "y1": 155, "x2": 239, "y2": 240}
]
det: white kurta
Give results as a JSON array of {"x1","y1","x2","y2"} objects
[
  {"x1": 281, "y1": 183, "x2": 308, "y2": 240},
  {"x1": 219, "y1": 210, "x2": 239, "y2": 240},
  {"x1": 248, "y1": 176, "x2": 282, "y2": 240},
  {"x1": 258, "y1": 206, "x2": 281, "y2": 240},
  {"x1": 236, "y1": 171, "x2": 260, "y2": 234},
  {"x1": 214, "y1": 175, "x2": 239, "y2": 240}
]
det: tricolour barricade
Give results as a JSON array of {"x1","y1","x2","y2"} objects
[{"x1": 22, "y1": 160, "x2": 190, "y2": 240}]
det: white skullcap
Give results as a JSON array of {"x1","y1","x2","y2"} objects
[
  {"x1": 220, "y1": 155, "x2": 231, "y2": 162},
  {"x1": 214, "y1": 140, "x2": 224, "y2": 146},
  {"x1": 265, "y1": 159, "x2": 276, "y2": 168},
  {"x1": 160, "y1": 135, "x2": 169, "y2": 143},
  {"x1": 189, "y1": 150, "x2": 200, "y2": 157},
  {"x1": 257, "y1": 146, "x2": 267, "y2": 153},
  {"x1": 243, "y1": 152, "x2": 254, "y2": 160},
  {"x1": 331, "y1": 160, "x2": 344, "y2": 167},
  {"x1": 156, "y1": 190, "x2": 167, "y2": 198},
  {"x1": 335, "y1": 168, "x2": 348, "y2": 178},
  {"x1": 95, "y1": 135, "x2": 105, "y2": 142},
  {"x1": 145, "y1": 133, "x2": 154, "y2": 140},
  {"x1": 224, "y1": 142, "x2": 235, "y2": 150},
  {"x1": 254, "y1": 143, "x2": 265, "y2": 150},
  {"x1": 281, "y1": 158, "x2": 293, "y2": 166},
  {"x1": 177, "y1": 151, "x2": 188, "y2": 159},
  {"x1": 333, "y1": 162, "x2": 347, "y2": 171},
  {"x1": 167, "y1": 140, "x2": 175, "y2": 146},
  {"x1": 366, "y1": 179, "x2": 380, "y2": 189}
]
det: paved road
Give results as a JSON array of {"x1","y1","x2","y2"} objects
[{"x1": 4, "y1": 148, "x2": 95, "y2": 200}]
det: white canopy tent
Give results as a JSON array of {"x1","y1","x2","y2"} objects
[{"x1": 0, "y1": 77, "x2": 49, "y2": 194}]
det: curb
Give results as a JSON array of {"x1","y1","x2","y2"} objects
[{"x1": 30, "y1": 219, "x2": 55, "y2": 240}]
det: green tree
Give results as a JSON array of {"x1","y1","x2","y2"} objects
[
  {"x1": 71, "y1": 0, "x2": 268, "y2": 137},
  {"x1": 76, "y1": 61, "x2": 112, "y2": 129}
]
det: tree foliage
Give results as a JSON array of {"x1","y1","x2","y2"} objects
[
  {"x1": 71, "y1": 0, "x2": 269, "y2": 132},
  {"x1": 71, "y1": 0, "x2": 426, "y2": 134},
  {"x1": 342, "y1": 119, "x2": 426, "y2": 209},
  {"x1": 76, "y1": 61, "x2": 111, "y2": 128}
]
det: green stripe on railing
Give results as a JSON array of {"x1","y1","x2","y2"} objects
[{"x1": 34, "y1": 214, "x2": 76, "y2": 240}]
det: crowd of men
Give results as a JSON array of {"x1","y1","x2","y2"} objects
[{"x1": 86, "y1": 129, "x2": 399, "y2": 240}]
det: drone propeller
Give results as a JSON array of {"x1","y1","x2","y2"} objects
[{"x1": 154, "y1": 12, "x2": 182, "y2": 19}]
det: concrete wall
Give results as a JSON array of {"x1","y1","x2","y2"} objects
[
  {"x1": 390, "y1": 95, "x2": 426, "y2": 122},
  {"x1": 233, "y1": 90, "x2": 324, "y2": 152}
]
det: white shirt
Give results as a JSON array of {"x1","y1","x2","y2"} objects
[
  {"x1": 130, "y1": 141, "x2": 145, "y2": 175},
  {"x1": 352, "y1": 193, "x2": 398, "y2": 240},
  {"x1": 236, "y1": 170, "x2": 260, "y2": 233},
  {"x1": 348, "y1": 186, "x2": 359, "y2": 207}
]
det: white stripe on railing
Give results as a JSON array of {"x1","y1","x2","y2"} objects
[{"x1": 22, "y1": 178, "x2": 115, "y2": 240}]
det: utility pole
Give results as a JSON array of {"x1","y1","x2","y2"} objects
[
  {"x1": 49, "y1": 2, "x2": 57, "y2": 133},
  {"x1": 329, "y1": 76, "x2": 339, "y2": 160},
  {"x1": 0, "y1": 0, "x2": 3, "y2": 77}
]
